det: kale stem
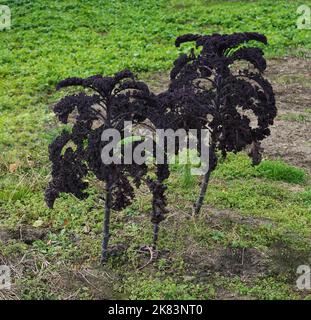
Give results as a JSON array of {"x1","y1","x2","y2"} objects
[
  {"x1": 193, "y1": 143, "x2": 216, "y2": 215},
  {"x1": 193, "y1": 169, "x2": 211, "y2": 215},
  {"x1": 101, "y1": 180, "x2": 112, "y2": 264},
  {"x1": 152, "y1": 223, "x2": 159, "y2": 249}
]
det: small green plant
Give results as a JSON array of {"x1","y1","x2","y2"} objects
[{"x1": 280, "y1": 113, "x2": 309, "y2": 122}]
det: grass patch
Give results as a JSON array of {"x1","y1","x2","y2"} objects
[
  {"x1": 216, "y1": 276, "x2": 300, "y2": 300},
  {"x1": 256, "y1": 160, "x2": 307, "y2": 184},
  {"x1": 214, "y1": 153, "x2": 308, "y2": 184},
  {"x1": 124, "y1": 276, "x2": 216, "y2": 300},
  {"x1": 1, "y1": 0, "x2": 311, "y2": 115}
]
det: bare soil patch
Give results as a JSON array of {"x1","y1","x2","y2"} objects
[
  {"x1": 263, "y1": 58, "x2": 311, "y2": 172},
  {"x1": 0, "y1": 226, "x2": 48, "y2": 244},
  {"x1": 182, "y1": 242, "x2": 269, "y2": 291},
  {"x1": 203, "y1": 207, "x2": 275, "y2": 229}
]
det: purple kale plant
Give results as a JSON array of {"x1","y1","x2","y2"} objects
[
  {"x1": 45, "y1": 69, "x2": 170, "y2": 263},
  {"x1": 169, "y1": 32, "x2": 277, "y2": 214}
]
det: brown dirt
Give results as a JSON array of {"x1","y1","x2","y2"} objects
[
  {"x1": 184, "y1": 246, "x2": 268, "y2": 280},
  {"x1": 203, "y1": 207, "x2": 275, "y2": 229},
  {"x1": 0, "y1": 226, "x2": 48, "y2": 244},
  {"x1": 269, "y1": 241, "x2": 311, "y2": 281},
  {"x1": 262, "y1": 58, "x2": 311, "y2": 172}
]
